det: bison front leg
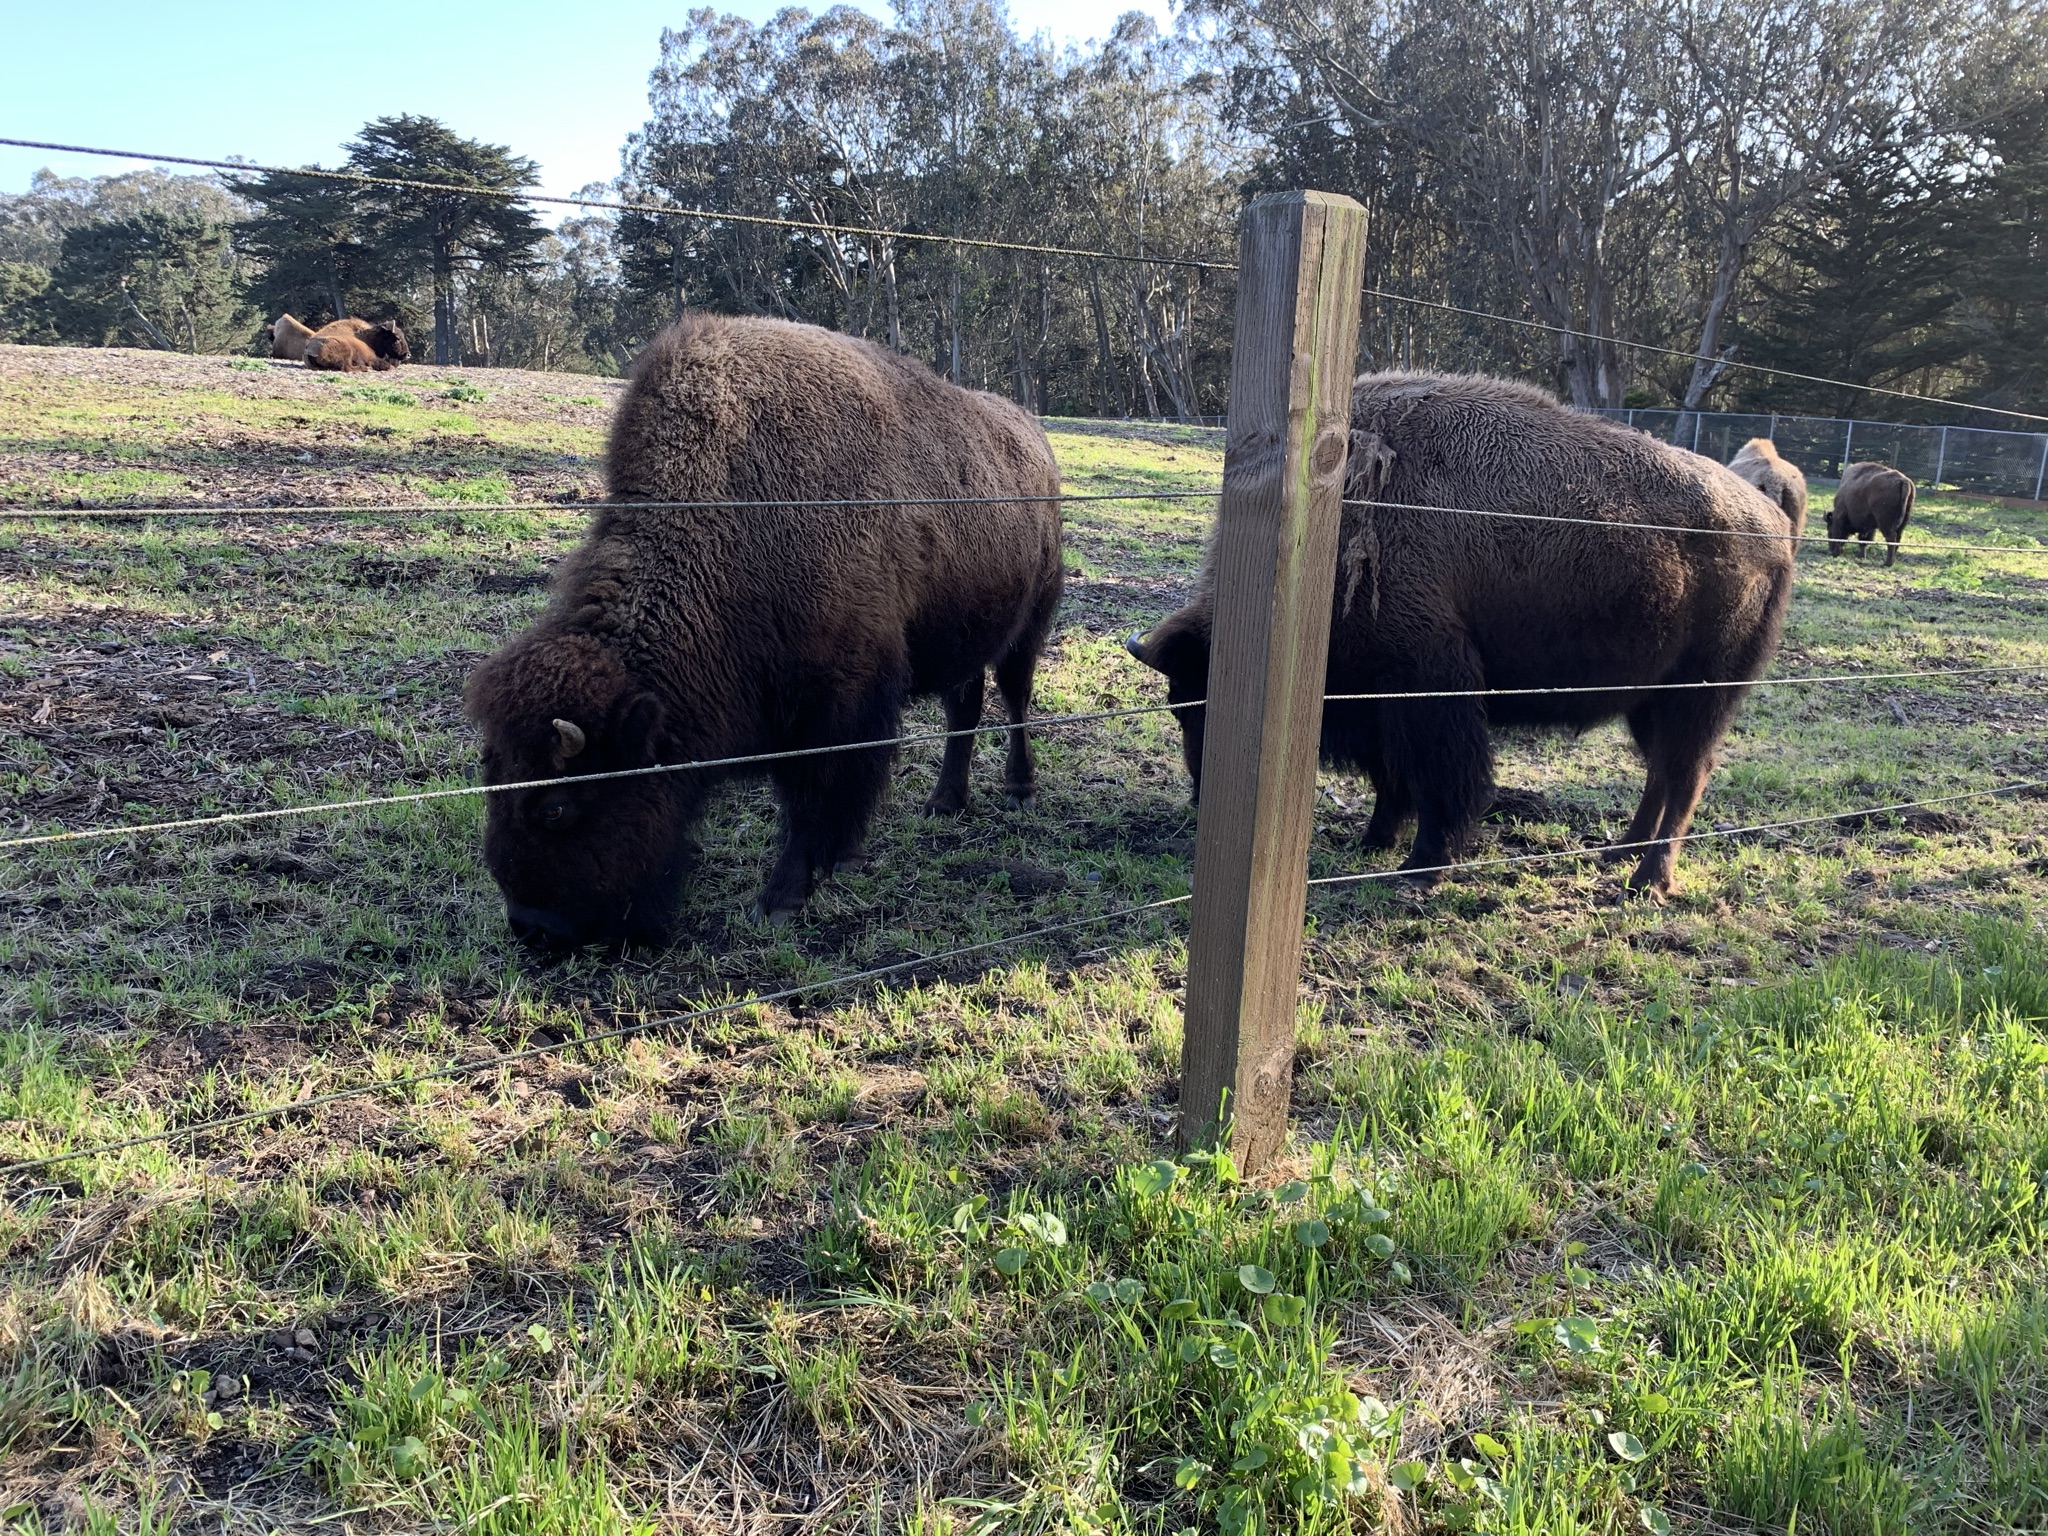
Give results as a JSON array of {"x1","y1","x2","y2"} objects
[
  {"x1": 756, "y1": 744, "x2": 894, "y2": 924},
  {"x1": 1605, "y1": 705, "x2": 1668, "y2": 866},
  {"x1": 1379, "y1": 684, "x2": 1492, "y2": 887},
  {"x1": 994, "y1": 643, "x2": 1041, "y2": 810},
  {"x1": 1359, "y1": 772, "x2": 1414, "y2": 850},
  {"x1": 1623, "y1": 693, "x2": 1738, "y2": 897},
  {"x1": 925, "y1": 675, "x2": 984, "y2": 816}
]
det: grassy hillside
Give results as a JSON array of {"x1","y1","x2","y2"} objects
[{"x1": 0, "y1": 344, "x2": 2045, "y2": 1534}]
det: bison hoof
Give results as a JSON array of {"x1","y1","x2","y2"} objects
[
  {"x1": 750, "y1": 900, "x2": 798, "y2": 928},
  {"x1": 1623, "y1": 870, "x2": 1673, "y2": 902},
  {"x1": 1005, "y1": 789, "x2": 1037, "y2": 813},
  {"x1": 922, "y1": 789, "x2": 969, "y2": 817}
]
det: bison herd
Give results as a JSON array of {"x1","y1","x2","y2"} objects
[{"x1": 445, "y1": 313, "x2": 1918, "y2": 950}]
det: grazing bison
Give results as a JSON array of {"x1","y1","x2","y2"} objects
[
  {"x1": 1727, "y1": 437, "x2": 1809, "y2": 535},
  {"x1": 268, "y1": 313, "x2": 315, "y2": 360},
  {"x1": 464, "y1": 313, "x2": 1063, "y2": 948},
  {"x1": 1127, "y1": 371, "x2": 1793, "y2": 896},
  {"x1": 1829, "y1": 461, "x2": 1915, "y2": 566}
]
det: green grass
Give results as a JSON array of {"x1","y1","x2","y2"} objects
[{"x1": 0, "y1": 347, "x2": 2045, "y2": 1531}]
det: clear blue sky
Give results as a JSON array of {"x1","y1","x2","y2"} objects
[{"x1": 3, "y1": 0, "x2": 1173, "y2": 210}]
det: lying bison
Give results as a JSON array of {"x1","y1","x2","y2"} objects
[
  {"x1": 304, "y1": 317, "x2": 409, "y2": 372},
  {"x1": 1727, "y1": 437, "x2": 1808, "y2": 535},
  {"x1": 465, "y1": 313, "x2": 1063, "y2": 948},
  {"x1": 1829, "y1": 461, "x2": 1914, "y2": 566},
  {"x1": 267, "y1": 313, "x2": 315, "y2": 360},
  {"x1": 1127, "y1": 371, "x2": 1793, "y2": 896}
]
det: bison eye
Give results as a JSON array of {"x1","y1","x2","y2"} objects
[{"x1": 542, "y1": 804, "x2": 568, "y2": 828}]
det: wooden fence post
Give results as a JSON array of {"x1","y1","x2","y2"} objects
[{"x1": 1177, "y1": 190, "x2": 1367, "y2": 1176}]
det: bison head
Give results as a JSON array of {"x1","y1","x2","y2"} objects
[
  {"x1": 1126, "y1": 610, "x2": 1211, "y2": 802},
  {"x1": 368, "y1": 321, "x2": 410, "y2": 362},
  {"x1": 465, "y1": 634, "x2": 693, "y2": 951}
]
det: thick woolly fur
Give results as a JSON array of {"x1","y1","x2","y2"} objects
[
  {"x1": 302, "y1": 318, "x2": 410, "y2": 371},
  {"x1": 268, "y1": 313, "x2": 315, "y2": 360},
  {"x1": 465, "y1": 313, "x2": 1063, "y2": 947},
  {"x1": 1727, "y1": 437, "x2": 1810, "y2": 535},
  {"x1": 1830, "y1": 461, "x2": 1915, "y2": 566},
  {"x1": 1130, "y1": 370, "x2": 1794, "y2": 896}
]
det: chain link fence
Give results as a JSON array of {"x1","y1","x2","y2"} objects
[{"x1": 1593, "y1": 408, "x2": 2048, "y2": 501}]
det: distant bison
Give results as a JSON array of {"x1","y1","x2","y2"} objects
[
  {"x1": 1128, "y1": 371, "x2": 1793, "y2": 896},
  {"x1": 1829, "y1": 462, "x2": 1914, "y2": 566},
  {"x1": 268, "y1": 313, "x2": 315, "y2": 361},
  {"x1": 303, "y1": 318, "x2": 409, "y2": 372},
  {"x1": 1727, "y1": 437, "x2": 1808, "y2": 535},
  {"x1": 465, "y1": 313, "x2": 1063, "y2": 948}
]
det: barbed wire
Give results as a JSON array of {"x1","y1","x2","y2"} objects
[
  {"x1": 1360, "y1": 287, "x2": 2048, "y2": 430},
  {"x1": 1307, "y1": 779, "x2": 2042, "y2": 890},
  {"x1": 4, "y1": 664, "x2": 2036, "y2": 853},
  {"x1": 6, "y1": 138, "x2": 2042, "y2": 428},
  {"x1": 0, "y1": 891, "x2": 1194, "y2": 1182},
  {"x1": 0, "y1": 488, "x2": 1225, "y2": 522},
  {"x1": 0, "y1": 137, "x2": 1229, "y2": 274},
  {"x1": 4, "y1": 774, "x2": 2036, "y2": 1183}
]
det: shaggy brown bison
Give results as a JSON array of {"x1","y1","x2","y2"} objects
[
  {"x1": 464, "y1": 313, "x2": 1063, "y2": 948},
  {"x1": 1829, "y1": 461, "x2": 1915, "y2": 566},
  {"x1": 1727, "y1": 437, "x2": 1809, "y2": 535},
  {"x1": 267, "y1": 313, "x2": 315, "y2": 360},
  {"x1": 1127, "y1": 371, "x2": 1793, "y2": 896},
  {"x1": 302, "y1": 317, "x2": 409, "y2": 371}
]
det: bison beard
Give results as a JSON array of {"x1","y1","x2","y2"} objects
[
  {"x1": 1128, "y1": 370, "x2": 1794, "y2": 898},
  {"x1": 465, "y1": 314, "x2": 1063, "y2": 949}
]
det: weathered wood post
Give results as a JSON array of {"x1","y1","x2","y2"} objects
[{"x1": 1177, "y1": 191, "x2": 1367, "y2": 1176}]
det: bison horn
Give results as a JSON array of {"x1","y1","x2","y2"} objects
[
  {"x1": 1124, "y1": 630, "x2": 1149, "y2": 660},
  {"x1": 552, "y1": 718, "x2": 586, "y2": 758}
]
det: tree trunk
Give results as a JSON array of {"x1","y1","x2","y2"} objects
[
  {"x1": 433, "y1": 237, "x2": 457, "y2": 367},
  {"x1": 884, "y1": 243, "x2": 902, "y2": 351},
  {"x1": 1088, "y1": 267, "x2": 1126, "y2": 416},
  {"x1": 325, "y1": 266, "x2": 346, "y2": 326},
  {"x1": 949, "y1": 268, "x2": 962, "y2": 386},
  {"x1": 1036, "y1": 262, "x2": 1051, "y2": 414},
  {"x1": 1129, "y1": 277, "x2": 1163, "y2": 418}
]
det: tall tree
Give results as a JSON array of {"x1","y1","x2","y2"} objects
[
  {"x1": 34, "y1": 211, "x2": 255, "y2": 352},
  {"x1": 1736, "y1": 132, "x2": 1967, "y2": 417},
  {"x1": 345, "y1": 116, "x2": 546, "y2": 364},
  {"x1": 230, "y1": 171, "x2": 376, "y2": 327}
]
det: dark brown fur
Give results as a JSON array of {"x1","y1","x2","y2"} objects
[
  {"x1": 1829, "y1": 461, "x2": 1914, "y2": 566},
  {"x1": 268, "y1": 313, "x2": 314, "y2": 360},
  {"x1": 1128, "y1": 370, "x2": 1793, "y2": 896},
  {"x1": 464, "y1": 313, "x2": 1063, "y2": 948},
  {"x1": 1727, "y1": 437, "x2": 1809, "y2": 535}
]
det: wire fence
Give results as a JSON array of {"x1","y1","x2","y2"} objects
[
  {"x1": 12, "y1": 488, "x2": 2047, "y2": 561},
  {"x1": 4, "y1": 665, "x2": 2038, "y2": 852},
  {"x1": 3, "y1": 775, "x2": 2037, "y2": 1183},
  {"x1": 3, "y1": 142, "x2": 2047, "y2": 1199},
  {"x1": 7, "y1": 134, "x2": 2048, "y2": 429},
  {"x1": 1597, "y1": 408, "x2": 2048, "y2": 501}
]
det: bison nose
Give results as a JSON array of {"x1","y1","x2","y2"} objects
[{"x1": 506, "y1": 901, "x2": 587, "y2": 951}]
